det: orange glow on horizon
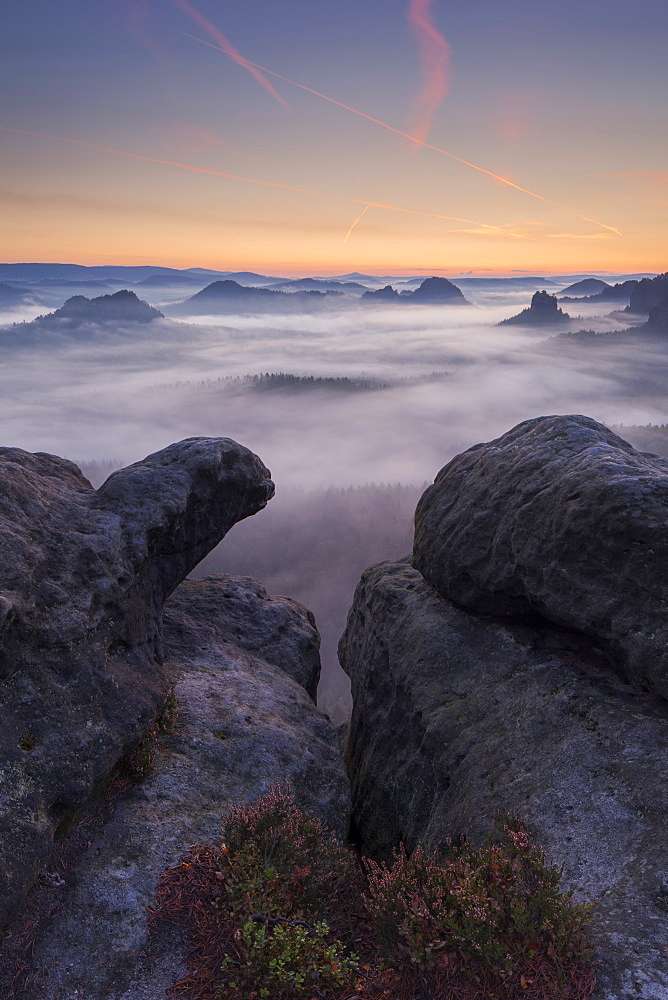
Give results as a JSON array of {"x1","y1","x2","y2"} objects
[{"x1": 0, "y1": 124, "x2": 524, "y2": 237}]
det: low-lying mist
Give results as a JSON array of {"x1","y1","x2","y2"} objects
[{"x1": 2, "y1": 291, "x2": 666, "y2": 715}]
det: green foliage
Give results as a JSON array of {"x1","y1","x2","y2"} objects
[
  {"x1": 18, "y1": 731, "x2": 37, "y2": 751},
  {"x1": 364, "y1": 817, "x2": 594, "y2": 991},
  {"x1": 219, "y1": 919, "x2": 358, "y2": 998},
  {"x1": 222, "y1": 783, "x2": 358, "y2": 918},
  {"x1": 153, "y1": 788, "x2": 595, "y2": 1000}
]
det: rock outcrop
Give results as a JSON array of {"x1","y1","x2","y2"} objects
[
  {"x1": 361, "y1": 284, "x2": 400, "y2": 301},
  {"x1": 500, "y1": 289, "x2": 570, "y2": 324},
  {"x1": 340, "y1": 557, "x2": 668, "y2": 999},
  {"x1": 413, "y1": 414, "x2": 668, "y2": 698},
  {"x1": 628, "y1": 272, "x2": 668, "y2": 315},
  {"x1": 644, "y1": 293, "x2": 668, "y2": 334},
  {"x1": 1, "y1": 574, "x2": 349, "y2": 1000},
  {"x1": 341, "y1": 414, "x2": 668, "y2": 997},
  {"x1": 0, "y1": 439, "x2": 274, "y2": 927}
]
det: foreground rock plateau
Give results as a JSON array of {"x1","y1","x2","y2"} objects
[
  {"x1": 1, "y1": 574, "x2": 348, "y2": 1000},
  {"x1": 342, "y1": 415, "x2": 668, "y2": 999},
  {"x1": 0, "y1": 437, "x2": 274, "y2": 928}
]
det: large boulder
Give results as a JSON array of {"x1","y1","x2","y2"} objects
[
  {"x1": 0, "y1": 439, "x2": 274, "y2": 927},
  {"x1": 340, "y1": 558, "x2": 668, "y2": 999},
  {"x1": 413, "y1": 415, "x2": 668, "y2": 698},
  {"x1": 1, "y1": 575, "x2": 350, "y2": 1000}
]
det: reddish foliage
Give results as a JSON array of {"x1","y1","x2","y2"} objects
[{"x1": 150, "y1": 788, "x2": 596, "y2": 1000}]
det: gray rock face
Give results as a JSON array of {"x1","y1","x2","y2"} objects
[
  {"x1": 413, "y1": 415, "x2": 668, "y2": 698},
  {"x1": 340, "y1": 558, "x2": 668, "y2": 1000},
  {"x1": 0, "y1": 439, "x2": 274, "y2": 928},
  {"x1": 1, "y1": 574, "x2": 349, "y2": 1000}
]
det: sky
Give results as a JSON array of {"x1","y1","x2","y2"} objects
[{"x1": 2, "y1": 0, "x2": 667, "y2": 274}]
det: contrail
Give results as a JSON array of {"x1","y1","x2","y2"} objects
[
  {"x1": 407, "y1": 0, "x2": 452, "y2": 145},
  {"x1": 344, "y1": 204, "x2": 371, "y2": 242},
  {"x1": 0, "y1": 125, "x2": 523, "y2": 235},
  {"x1": 179, "y1": 31, "x2": 622, "y2": 236},
  {"x1": 171, "y1": 0, "x2": 288, "y2": 108}
]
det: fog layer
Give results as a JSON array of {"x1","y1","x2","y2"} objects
[{"x1": 1, "y1": 287, "x2": 666, "y2": 714}]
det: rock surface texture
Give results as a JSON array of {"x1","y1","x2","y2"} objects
[
  {"x1": 0, "y1": 439, "x2": 274, "y2": 928},
  {"x1": 340, "y1": 558, "x2": 668, "y2": 999},
  {"x1": 1, "y1": 574, "x2": 349, "y2": 1000},
  {"x1": 413, "y1": 414, "x2": 668, "y2": 698}
]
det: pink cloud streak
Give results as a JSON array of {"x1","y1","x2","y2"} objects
[
  {"x1": 171, "y1": 0, "x2": 288, "y2": 108},
  {"x1": 407, "y1": 0, "x2": 453, "y2": 145}
]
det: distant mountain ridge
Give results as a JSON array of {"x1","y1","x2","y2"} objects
[{"x1": 167, "y1": 280, "x2": 342, "y2": 315}]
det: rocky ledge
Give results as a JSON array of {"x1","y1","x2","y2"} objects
[
  {"x1": 1, "y1": 574, "x2": 349, "y2": 999},
  {"x1": 0, "y1": 438, "x2": 274, "y2": 927},
  {"x1": 342, "y1": 415, "x2": 668, "y2": 999}
]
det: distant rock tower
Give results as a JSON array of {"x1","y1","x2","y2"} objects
[{"x1": 499, "y1": 290, "x2": 570, "y2": 325}]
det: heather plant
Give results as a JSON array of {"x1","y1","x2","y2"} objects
[
  {"x1": 364, "y1": 817, "x2": 594, "y2": 996},
  {"x1": 153, "y1": 788, "x2": 595, "y2": 1000}
]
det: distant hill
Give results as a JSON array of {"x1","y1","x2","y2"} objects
[
  {"x1": 0, "y1": 263, "x2": 226, "y2": 283},
  {"x1": 362, "y1": 276, "x2": 469, "y2": 305},
  {"x1": 135, "y1": 273, "x2": 209, "y2": 288},
  {"x1": 2, "y1": 290, "x2": 163, "y2": 336},
  {"x1": 559, "y1": 278, "x2": 611, "y2": 296},
  {"x1": 410, "y1": 276, "x2": 469, "y2": 304},
  {"x1": 269, "y1": 278, "x2": 368, "y2": 293},
  {"x1": 456, "y1": 276, "x2": 556, "y2": 290},
  {"x1": 612, "y1": 424, "x2": 668, "y2": 459},
  {"x1": 0, "y1": 282, "x2": 38, "y2": 306},
  {"x1": 168, "y1": 279, "x2": 341, "y2": 315},
  {"x1": 222, "y1": 271, "x2": 282, "y2": 285},
  {"x1": 499, "y1": 290, "x2": 570, "y2": 325},
  {"x1": 560, "y1": 280, "x2": 638, "y2": 305}
]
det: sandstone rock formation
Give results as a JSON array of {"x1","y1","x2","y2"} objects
[
  {"x1": 413, "y1": 414, "x2": 668, "y2": 698},
  {"x1": 361, "y1": 277, "x2": 470, "y2": 305},
  {"x1": 645, "y1": 293, "x2": 668, "y2": 335},
  {"x1": 361, "y1": 283, "x2": 400, "y2": 301},
  {"x1": 628, "y1": 271, "x2": 668, "y2": 315},
  {"x1": 500, "y1": 289, "x2": 570, "y2": 324},
  {"x1": 340, "y1": 557, "x2": 668, "y2": 999},
  {"x1": 1, "y1": 574, "x2": 349, "y2": 1000},
  {"x1": 0, "y1": 439, "x2": 274, "y2": 928}
]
